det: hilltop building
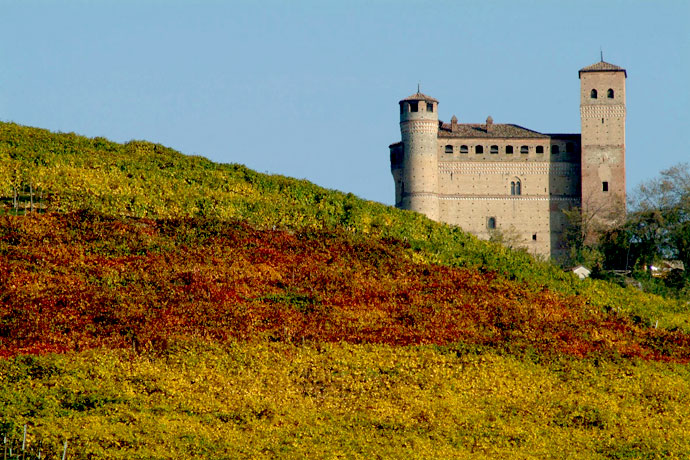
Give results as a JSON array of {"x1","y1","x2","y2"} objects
[{"x1": 389, "y1": 60, "x2": 627, "y2": 259}]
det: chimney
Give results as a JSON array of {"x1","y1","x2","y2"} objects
[
  {"x1": 451, "y1": 115, "x2": 458, "y2": 132},
  {"x1": 486, "y1": 116, "x2": 493, "y2": 133}
]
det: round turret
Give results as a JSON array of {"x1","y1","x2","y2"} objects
[{"x1": 398, "y1": 91, "x2": 440, "y2": 220}]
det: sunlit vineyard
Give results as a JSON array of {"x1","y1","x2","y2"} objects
[{"x1": 1, "y1": 122, "x2": 689, "y2": 458}]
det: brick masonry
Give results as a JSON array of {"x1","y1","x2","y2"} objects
[{"x1": 390, "y1": 61, "x2": 627, "y2": 260}]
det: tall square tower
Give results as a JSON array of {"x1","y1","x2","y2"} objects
[{"x1": 579, "y1": 61, "x2": 627, "y2": 241}]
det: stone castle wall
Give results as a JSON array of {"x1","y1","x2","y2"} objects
[{"x1": 434, "y1": 140, "x2": 580, "y2": 258}]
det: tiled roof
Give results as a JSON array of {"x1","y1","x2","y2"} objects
[
  {"x1": 579, "y1": 60, "x2": 627, "y2": 77},
  {"x1": 438, "y1": 122, "x2": 550, "y2": 139},
  {"x1": 400, "y1": 92, "x2": 439, "y2": 103}
]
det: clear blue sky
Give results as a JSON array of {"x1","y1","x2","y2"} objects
[{"x1": 1, "y1": 0, "x2": 688, "y2": 205}]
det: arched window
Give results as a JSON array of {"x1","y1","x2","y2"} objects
[
  {"x1": 511, "y1": 179, "x2": 522, "y2": 195},
  {"x1": 487, "y1": 217, "x2": 496, "y2": 229},
  {"x1": 475, "y1": 145, "x2": 484, "y2": 154},
  {"x1": 460, "y1": 145, "x2": 468, "y2": 154},
  {"x1": 590, "y1": 89, "x2": 598, "y2": 99},
  {"x1": 536, "y1": 146, "x2": 544, "y2": 154},
  {"x1": 607, "y1": 89, "x2": 614, "y2": 99},
  {"x1": 520, "y1": 145, "x2": 529, "y2": 154},
  {"x1": 490, "y1": 145, "x2": 498, "y2": 154},
  {"x1": 551, "y1": 145, "x2": 560, "y2": 154},
  {"x1": 506, "y1": 145, "x2": 514, "y2": 154},
  {"x1": 445, "y1": 145, "x2": 453, "y2": 154}
]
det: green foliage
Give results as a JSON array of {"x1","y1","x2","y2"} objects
[
  {"x1": 598, "y1": 163, "x2": 690, "y2": 298},
  {"x1": 2, "y1": 122, "x2": 690, "y2": 458},
  {"x1": 0, "y1": 121, "x2": 686, "y2": 330}
]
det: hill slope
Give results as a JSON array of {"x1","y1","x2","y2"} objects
[
  {"x1": 1, "y1": 122, "x2": 690, "y2": 458},
  {"x1": 0, "y1": 122, "x2": 686, "y2": 330},
  {"x1": 3, "y1": 211, "x2": 688, "y2": 360}
]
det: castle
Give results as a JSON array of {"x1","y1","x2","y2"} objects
[{"x1": 389, "y1": 60, "x2": 627, "y2": 259}]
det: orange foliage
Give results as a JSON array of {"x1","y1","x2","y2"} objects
[{"x1": 1, "y1": 212, "x2": 689, "y2": 361}]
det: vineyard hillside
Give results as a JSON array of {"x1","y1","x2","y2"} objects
[
  {"x1": 0, "y1": 122, "x2": 685, "y2": 329},
  {"x1": 1, "y1": 122, "x2": 690, "y2": 459}
]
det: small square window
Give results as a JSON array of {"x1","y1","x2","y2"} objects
[
  {"x1": 602, "y1": 181, "x2": 609, "y2": 192},
  {"x1": 536, "y1": 146, "x2": 544, "y2": 154},
  {"x1": 532, "y1": 233, "x2": 537, "y2": 241},
  {"x1": 426, "y1": 102, "x2": 434, "y2": 112},
  {"x1": 506, "y1": 145, "x2": 513, "y2": 154}
]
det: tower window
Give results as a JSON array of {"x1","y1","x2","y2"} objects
[
  {"x1": 427, "y1": 102, "x2": 434, "y2": 112},
  {"x1": 607, "y1": 89, "x2": 614, "y2": 99},
  {"x1": 409, "y1": 101, "x2": 418, "y2": 112},
  {"x1": 536, "y1": 146, "x2": 544, "y2": 154},
  {"x1": 590, "y1": 89, "x2": 598, "y2": 99},
  {"x1": 506, "y1": 145, "x2": 513, "y2": 154},
  {"x1": 487, "y1": 217, "x2": 497, "y2": 229},
  {"x1": 532, "y1": 233, "x2": 537, "y2": 241},
  {"x1": 460, "y1": 145, "x2": 468, "y2": 154},
  {"x1": 566, "y1": 142, "x2": 574, "y2": 153},
  {"x1": 490, "y1": 145, "x2": 498, "y2": 154},
  {"x1": 551, "y1": 145, "x2": 560, "y2": 154},
  {"x1": 475, "y1": 145, "x2": 484, "y2": 154},
  {"x1": 520, "y1": 145, "x2": 529, "y2": 154},
  {"x1": 445, "y1": 145, "x2": 453, "y2": 154},
  {"x1": 602, "y1": 181, "x2": 609, "y2": 192}
]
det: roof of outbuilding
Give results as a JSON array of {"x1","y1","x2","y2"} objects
[
  {"x1": 399, "y1": 92, "x2": 439, "y2": 103},
  {"x1": 579, "y1": 60, "x2": 627, "y2": 78}
]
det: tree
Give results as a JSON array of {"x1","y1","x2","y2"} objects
[
  {"x1": 597, "y1": 163, "x2": 690, "y2": 296},
  {"x1": 630, "y1": 163, "x2": 690, "y2": 267}
]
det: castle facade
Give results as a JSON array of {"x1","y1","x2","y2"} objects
[{"x1": 389, "y1": 60, "x2": 627, "y2": 259}]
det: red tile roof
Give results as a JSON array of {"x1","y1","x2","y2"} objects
[
  {"x1": 399, "y1": 92, "x2": 439, "y2": 103},
  {"x1": 438, "y1": 122, "x2": 549, "y2": 139},
  {"x1": 579, "y1": 60, "x2": 627, "y2": 78}
]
